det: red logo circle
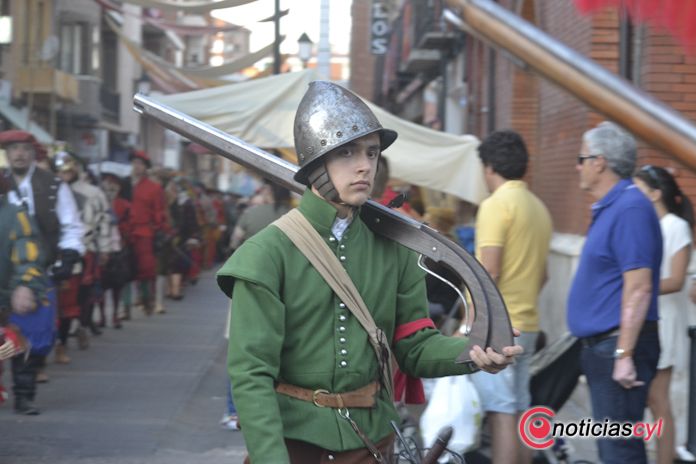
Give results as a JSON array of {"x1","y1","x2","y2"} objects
[{"x1": 519, "y1": 406, "x2": 555, "y2": 449}]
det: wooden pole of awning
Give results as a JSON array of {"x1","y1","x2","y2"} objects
[{"x1": 444, "y1": 0, "x2": 696, "y2": 172}]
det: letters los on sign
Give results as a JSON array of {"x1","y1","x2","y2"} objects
[{"x1": 371, "y1": 1, "x2": 389, "y2": 55}]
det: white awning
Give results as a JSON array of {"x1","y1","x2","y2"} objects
[{"x1": 154, "y1": 70, "x2": 489, "y2": 204}]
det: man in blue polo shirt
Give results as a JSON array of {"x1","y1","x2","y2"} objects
[{"x1": 568, "y1": 121, "x2": 661, "y2": 464}]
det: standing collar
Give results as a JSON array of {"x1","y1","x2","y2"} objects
[{"x1": 298, "y1": 189, "x2": 360, "y2": 236}]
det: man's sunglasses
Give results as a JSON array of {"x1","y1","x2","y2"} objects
[{"x1": 577, "y1": 154, "x2": 599, "y2": 165}]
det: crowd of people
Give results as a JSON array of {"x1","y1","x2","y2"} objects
[
  {"x1": 213, "y1": 81, "x2": 694, "y2": 464},
  {"x1": 0, "y1": 130, "x2": 252, "y2": 416}
]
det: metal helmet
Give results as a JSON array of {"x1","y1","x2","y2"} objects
[
  {"x1": 293, "y1": 81, "x2": 398, "y2": 189},
  {"x1": 53, "y1": 151, "x2": 79, "y2": 173}
]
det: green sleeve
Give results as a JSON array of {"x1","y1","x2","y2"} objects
[
  {"x1": 226, "y1": 241, "x2": 290, "y2": 464},
  {"x1": 392, "y1": 249, "x2": 474, "y2": 378}
]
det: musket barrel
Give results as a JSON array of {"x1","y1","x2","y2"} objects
[
  {"x1": 133, "y1": 93, "x2": 307, "y2": 194},
  {"x1": 445, "y1": 0, "x2": 696, "y2": 172},
  {"x1": 133, "y1": 92, "x2": 513, "y2": 356}
]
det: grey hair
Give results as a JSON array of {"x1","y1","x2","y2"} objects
[{"x1": 582, "y1": 121, "x2": 637, "y2": 178}]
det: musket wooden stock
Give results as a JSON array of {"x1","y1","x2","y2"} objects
[
  {"x1": 132, "y1": 94, "x2": 514, "y2": 359},
  {"x1": 445, "y1": 0, "x2": 696, "y2": 172}
]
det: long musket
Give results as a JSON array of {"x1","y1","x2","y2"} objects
[
  {"x1": 133, "y1": 94, "x2": 513, "y2": 362},
  {"x1": 444, "y1": 0, "x2": 696, "y2": 172}
]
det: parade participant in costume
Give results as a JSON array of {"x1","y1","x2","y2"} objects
[
  {"x1": 217, "y1": 81, "x2": 522, "y2": 463},
  {"x1": 1, "y1": 130, "x2": 84, "y2": 380},
  {"x1": 54, "y1": 152, "x2": 115, "y2": 348},
  {"x1": 99, "y1": 171, "x2": 131, "y2": 326},
  {"x1": 1, "y1": 131, "x2": 84, "y2": 272},
  {"x1": 165, "y1": 177, "x2": 200, "y2": 300},
  {"x1": 129, "y1": 149, "x2": 167, "y2": 315},
  {"x1": 0, "y1": 181, "x2": 50, "y2": 415}
]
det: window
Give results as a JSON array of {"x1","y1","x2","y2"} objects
[
  {"x1": 211, "y1": 38, "x2": 224, "y2": 54},
  {"x1": 60, "y1": 22, "x2": 94, "y2": 75},
  {"x1": 91, "y1": 25, "x2": 100, "y2": 74},
  {"x1": 619, "y1": 12, "x2": 634, "y2": 81}
]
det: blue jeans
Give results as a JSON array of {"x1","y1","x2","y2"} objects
[
  {"x1": 580, "y1": 325, "x2": 659, "y2": 464},
  {"x1": 227, "y1": 378, "x2": 237, "y2": 415}
]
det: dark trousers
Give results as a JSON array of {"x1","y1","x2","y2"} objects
[
  {"x1": 243, "y1": 433, "x2": 395, "y2": 464},
  {"x1": 78, "y1": 284, "x2": 96, "y2": 328},
  {"x1": 11, "y1": 352, "x2": 42, "y2": 401},
  {"x1": 580, "y1": 325, "x2": 659, "y2": 464},
  {"x1": 57, "y1": 317, "x2": 71, "y2": 345}
]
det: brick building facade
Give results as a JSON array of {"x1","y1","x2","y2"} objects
[{"x1": 351, "y1": 0, "x2": 696, "y2": 236}]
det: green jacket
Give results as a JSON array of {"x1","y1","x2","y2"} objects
[
  {"x1": 0, "y1": 197, "x2": 46, "y2": 309},
  {"x1": 217, "y1": 190, "x2": 473, "y2": 463}
]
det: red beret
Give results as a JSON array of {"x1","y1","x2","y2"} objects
[
  {"x1": 0, "y1": 130, "x2": 37, "y2": 146},
  {"x1": 129, "y1": 149, "x2": 152, "y2": 168}
]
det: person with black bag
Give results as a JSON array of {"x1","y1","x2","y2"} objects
[
  {"x1": 99, "y1": 170, "x2": 133, "y2": 328},
  {"x1": 164, "y1": 177, "x2": 200, "y2": 300},
  {"x1": 54, "y1": 152, "x2": 115, "y2": 354}
]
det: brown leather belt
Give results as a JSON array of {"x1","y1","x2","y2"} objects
[{"x1": 276, "y1": 382, "x2": 379, "y2": 409}]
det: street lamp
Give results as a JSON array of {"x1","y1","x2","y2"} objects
[
  {"x1": 136, "y1": 72, "x2": 151, "y2": 96},
  {"x1": 135, "y1": 73, "x2": 151, "y2": 162},
  {"x1": 298, "y1": 32, "x2": 313, "y2": 69}
]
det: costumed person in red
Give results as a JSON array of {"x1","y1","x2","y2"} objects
[{"x1": 129, "y1": 149, "x2": 167, "y2": 315}]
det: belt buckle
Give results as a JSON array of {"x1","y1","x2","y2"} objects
[{"x1": 312, "y1": 389, "x2": 329, "y2": 407}]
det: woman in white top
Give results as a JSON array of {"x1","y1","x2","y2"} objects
[{"x1": 634, "y1": 165, "x2": 693, "y2": 464}]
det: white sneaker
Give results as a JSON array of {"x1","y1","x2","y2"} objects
[
  {"x1": 220, "y1": 414, "x2": 240, "y2": 431},
  {"x1": 676, "y1": 446, "x2": 696, "y2": 462}
]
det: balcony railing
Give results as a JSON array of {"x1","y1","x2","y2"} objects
[{"x1": 14, "y1": 64, "x2": 79, "y2": 102}]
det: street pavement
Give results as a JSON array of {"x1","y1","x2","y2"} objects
[{"x1": 0, "y1": 270, "x2": 247, "y2": 464}]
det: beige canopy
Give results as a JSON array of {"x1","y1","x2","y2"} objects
[{"x1": 156, "y1": 69, "x2": 488, "y2": 204}]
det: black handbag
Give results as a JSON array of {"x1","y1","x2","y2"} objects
[{"x1": 102, "y1": 249, "x2": 133, "y2": 289}]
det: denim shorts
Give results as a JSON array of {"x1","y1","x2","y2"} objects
[{"x1": 469, "y1": 331, "x2": 538, "y2": 414}]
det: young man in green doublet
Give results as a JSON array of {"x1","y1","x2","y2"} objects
[{"x1": 217, "y1": 81, "x2": 522, "y2": 464}]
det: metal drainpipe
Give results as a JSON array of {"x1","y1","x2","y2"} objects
[
  {"x1": 487, "y1": 47, "x2": 496, "y2": 133},
  {"x1": 273, "y1": 0, "x2": 280, "y2": 74},
  {"x1": 438, "y1": 52, "x2": 448, "y2": 129},
  {"x1": 689, "y1": 326, "x2": 696, "y2": 455}
]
